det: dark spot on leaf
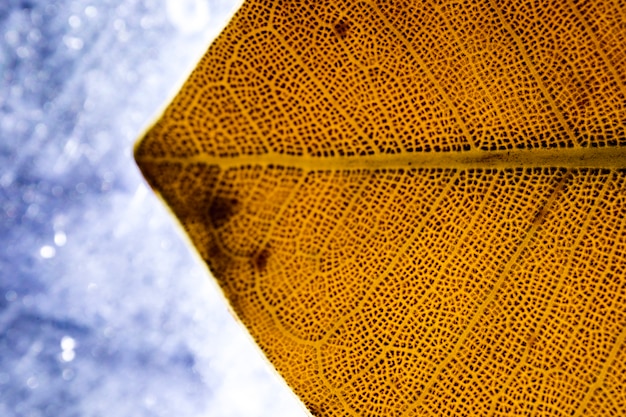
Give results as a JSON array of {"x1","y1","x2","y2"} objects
[
  {"x1": 334, "y1": 19, "x2": 350, "y2": 39},
  {"x1": 208, "y1": 196, "x2": 239, "y2": 228},
  {"x1": 253, "y1": 246, "x2": 271, "y2": 273},
  {"x1": 206, "y1": 241, "x2": 232, "y2": 276},
  {"x1": 207, "y1": 242, "x2": 223, "y2": 259},
  {"x1": 474, "y1": 150, "x2": 507, "y2": 163},
  {"x1": 530, "y1": 207, "x2": 549, "y2": 227},
  {"x1": 306, "y1": 402, "x2": 323, "y2": 417}
]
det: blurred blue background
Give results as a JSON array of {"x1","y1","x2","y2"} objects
[{"x1": 0, "y1": 1, "x2": 307, "y2": 416}]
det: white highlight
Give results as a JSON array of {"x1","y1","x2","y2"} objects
[
  {"x1": 40, "y1": 245, "x2": 56, "y2": 259},
  {"x1": 61, "y1": 336, "x2": 76, "y2": 351},
  {"x1": 61, "y1": 336, "x2": 77, "y2": 362},
  {"x1": 68, "y1": 15, "x2": 82, "y2": 29},
  {"x1": 166, "y1": 0, "x2": 211, "y2": 34},
  {"x1": 54, "y1": 231, "x2": 67, "y2": 246}
]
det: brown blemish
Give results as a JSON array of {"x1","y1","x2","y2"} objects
[
  {"x1": 205, "y1": 241, "x2": 232, "y2": 277},
  {"x1": 207, "y1": 241, "x2": 223, "y2": 259},
  {"x1": 530, "y1": 206, "x2": 550, "y2": 227},
  {"x1": 253, "y1": 245, "x2": 271, "y2": 273},
  {"x1": 334, "y1": 19, "x2": 350, "y2": 39},
  {"x1": 208, "y1": 196, "x2": 239, "y2": 228},
  {"x1": 305, "y1": 402, "x2": 322, "y2": 417}
]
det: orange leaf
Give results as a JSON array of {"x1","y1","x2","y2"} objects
[{"x1": 135, "y1": 1, "x2": 626, "y2": 416}]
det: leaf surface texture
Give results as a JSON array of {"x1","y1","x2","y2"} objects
[{"x1": 135, "y1": 1, "x2": 626, "y2": 415}]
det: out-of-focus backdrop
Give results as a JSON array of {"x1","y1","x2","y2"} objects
[{"x1": 0, "y1": 1, "x2": 307, "y2": 416}]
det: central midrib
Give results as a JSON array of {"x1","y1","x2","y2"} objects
[{"x1": 141, "y1": 145, "x2": 626, "y2": 170}]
